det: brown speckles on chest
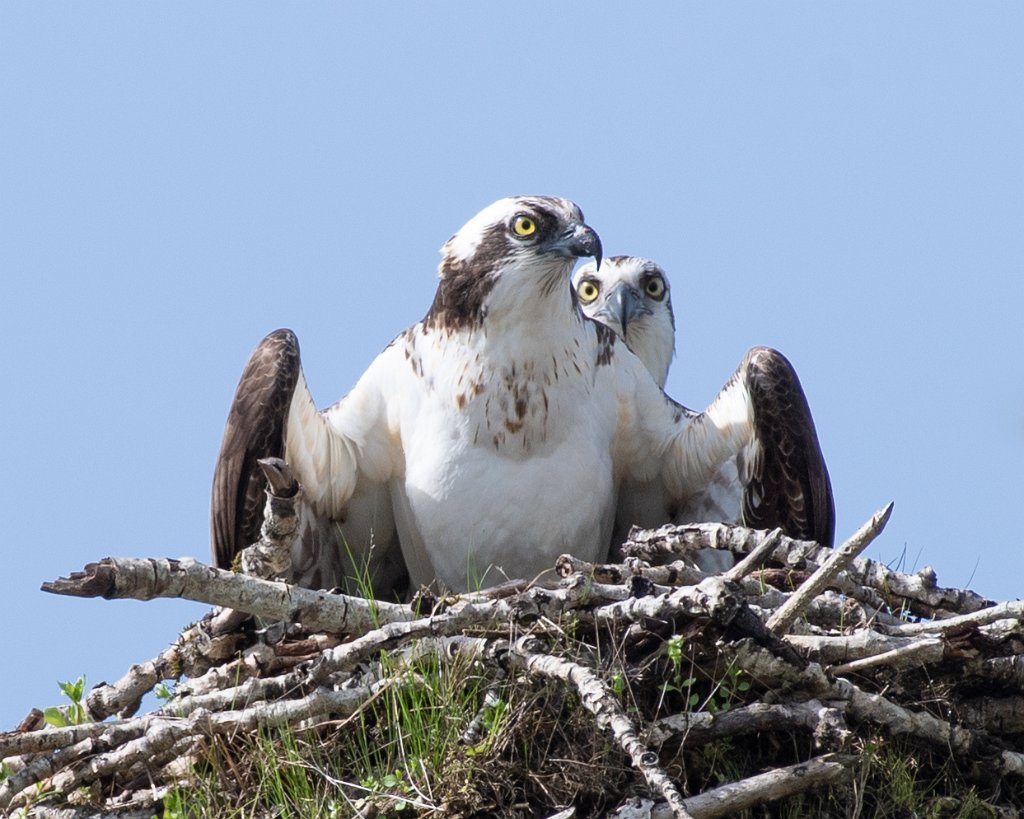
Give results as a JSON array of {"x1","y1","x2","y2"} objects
[
  {"x1": 453, "y1": 359, "x2": 487, "y2": 411},
  {"x1": 454, "y1": 378, "x2": 487, "y2": 410},
  {"x1": 401, "y1": 331, "x2": 427, "y2": 379},
  {"x1": 456, "y1": 361, "x2": 559, "y2": 454}
]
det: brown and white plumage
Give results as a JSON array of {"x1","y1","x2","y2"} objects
[
  {"x1": 573, "y1": 255, "x2": 835, "y2": 553},
  {"x1": 212, "y1": 329, "x2": 400, "y2": 592},
  {"x1": 212, "y1": 196, "x2": 606, "y2": 593},
  {"x1": 212, "y1": 197, "x2": 833, "y2": 596}
]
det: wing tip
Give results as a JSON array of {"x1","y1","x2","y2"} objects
[{"x1": 743, "y1": 345, "x2": 837, "y2": 549}]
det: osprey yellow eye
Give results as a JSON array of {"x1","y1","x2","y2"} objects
[
  {"x1": 512, "y1": 215, "x2": 537, "y2": 237},
  {"x1": 645, "y1": 276, "x2": 666, "y2": 300},
  {"x1": 577, "y1": 279, "x2": 600, "y2": 304}
]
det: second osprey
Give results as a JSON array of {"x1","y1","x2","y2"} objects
[{"x1": 573, "y1": 256, "x2": 834, "y2": 556}]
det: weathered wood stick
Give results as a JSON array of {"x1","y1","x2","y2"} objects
[
  {"x1": 644, "y1": 699, "x2": 850, "y2": 751},
  {"x1": 725, "y1": 528, "x2": 783, "y2": 582},
  {"x1": 239, "y1": 456, "x2": 300, "y2": 580},
  {"x1": 555, "y1": 553, "x2": 703, "y2": 588},
  {"x1": 883, "y1": 600, "x2": 1024, "y2": 637},
  {"x1": 42, "y1": 556, "x2": 415, "y2": 632},
  {"x1": 729, "y1": 641, "x2": 1024, "y2": 779},
  {"x1": 1, "y1": 676, "x2": 390, "y2": 812},
  {"x1": 785, "y1": 630, "x2": 936, "y2": 666},
  {"x1": 624, "y1": 512, "x2": 992, "y2": 618},
  {"x1": 767, "y1": 504, "x2": 893, "y2": 635},
  {"x1": 610, "y1": 753, "x2": 857, "y2": 819},
  {"x1": 830, "y1": 636, "x2": 944, "y2": 675},
  {"x1": 681, "y1": 752, "x2": 857, "y2": 818},
  {"x1": 507, "y1": 638, "x2": 695, "y2": 819}
]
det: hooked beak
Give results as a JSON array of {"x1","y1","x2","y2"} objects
[
  {"x1": 599, "y1": 282, "x2": 649, "y2": 336},
  {"x1": 555, "y1": 223, "x2": 602, "y2": 270}
]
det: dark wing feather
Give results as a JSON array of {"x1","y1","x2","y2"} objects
[
  {"x1": 210, "y1": 329, "x2": 301, "y2": 569},
  {"x1": 741, "y1": 347, "x2": 835, "y2": 547}
]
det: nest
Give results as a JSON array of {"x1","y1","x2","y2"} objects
[{"x1": 4, "y1": 487, "x2": 1024, "y2": 817}]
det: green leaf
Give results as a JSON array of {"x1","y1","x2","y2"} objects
[
  {"x1": 43, "y1": 706, "x2": 69, "y2": 728},
  {"x1": 57, "y1": 675, "x2": 86, "y2": 704}
]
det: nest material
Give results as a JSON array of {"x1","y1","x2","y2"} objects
[{"x1": 5, "y1": 487, "x2": 1024, "y2": 818}]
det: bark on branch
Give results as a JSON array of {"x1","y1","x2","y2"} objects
[{"x1": 42, "y1": 556, "x2": 414, "y2": 632}]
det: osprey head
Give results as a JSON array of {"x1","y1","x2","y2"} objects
[
  {"x1": 429, "y1": 196, "x2": 602, "y2": 331},
  {"x1": 573, "y1": 256, "x2": 676, "y2": 387}
]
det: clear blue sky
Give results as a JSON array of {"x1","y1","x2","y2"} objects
[{"x1": 2, "y1": 4, "x2": 1021, "y2": 730}]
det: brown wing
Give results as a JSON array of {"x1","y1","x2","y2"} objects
[
  {"x1": 210, "y1": 329, "x2": 301, "y2": 569},
  {"x1": 741, "y1": 346, "x2": 835, "y2": 547}
]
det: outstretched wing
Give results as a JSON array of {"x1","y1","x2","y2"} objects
[
  {"x1": 211, "y1": 329, "x2": 301, "y2": 570},
  {"x1": 211, "y1": 328, "x2": 396, "y2": 590},
  {"x1": 739, "y1": 347, "x2": 834, "y2": 546},
  {"x1": 620, "y1": 346, "x2": 834, "y2": 549}
]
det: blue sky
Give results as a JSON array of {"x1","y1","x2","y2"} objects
[{"x1": 2, "y1": 4, "x2": 1021, "y2": 730}]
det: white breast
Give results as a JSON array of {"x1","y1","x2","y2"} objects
[{"x1": 391, "y1": 324, "x2": 618, "y2": 591}]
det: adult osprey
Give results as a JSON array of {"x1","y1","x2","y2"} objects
[
  {"x1": 212, "y1": 198, "x2": 834, "y2": 594},
  {"x1": 573, "y1": 255, "x2": 835, "y2": 551}
]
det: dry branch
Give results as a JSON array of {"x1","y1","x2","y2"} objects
[
  {"x1": 238, "y1": 457, "x2": 301, "y2": 580},
  {"x1": 884, "y1": 600, "x2": 1024, "y2": 636},
  {"x1": 644, "y1": 699, "x2": 850, "y2": 752},
  {"x1": 611, "y1": 753, "x2": 857, "y2": 818},
  {"x1": 785, "y1": 630, "x2": 942, "y2": 667},
  {"x1": 727, "y1": 640, "x2": 1024, "y2": 778},
  {"x1": 507, "y1": 638, "x2": 694, "y2": 819},
  {"x1": 766, "y1": 503, "x2": 892, "y2": 635},
  {"x1": 623, "y1": 516, "x2": 993, "y2": 619},
  {"x1": 1, "y1": 676, "x2": 390, "y2": 812},
  {"x1": 724, "y1": 527, "x2": 783, "y2": 581},
  {"x1": 42, "y1": 555, "x2": 413, "y2": 632}
]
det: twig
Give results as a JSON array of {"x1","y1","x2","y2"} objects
[
  {"x1": 728, "y1": 640, "x2": 1024, "y2": 778},
  {"x1": 2, "y1": 676, "x2": 391, "y2": 812},
  {"x1": 830, "y1": 637, "x2": 944, "y2": 675},
  {"x1": 684, "y1": 752, "x2": 857, "y2": 818},
  {"x1": 239, "y1": 457, "x2": 301, "y2": 580},
  {"x1": 767, "y1": 504, "x2": 893, "y2": 635},
  {"x1": 28, "y1": 808, "x2": 158, "y2": 819},
  {"x1": 785, "y1": 631, "x2": 936, "y2": 666},
  {"x1": 725, "y1": 528, "x2": 783, "y2": 582},
  {"x1": 555, "y1": 553, "x2": 703, "y2": 589},
  {"x1": 625, "y1": 515, "x2": 993, "y2": 618},
  {"x1": 507, "y1": 637, "x2": 695, "y2": 819},
  {"x1": 883, "y1": 600, "x2": 1024, "y2": 637},
  {"x1": 41, "y1": 556, "x2": 414, "y2": 632},
  {"x1": 644, "y1": 699, "x2": 850, "y2": 752},
  {"x1": 610, "y1": 754, "x2": 856, "y2": 819}
]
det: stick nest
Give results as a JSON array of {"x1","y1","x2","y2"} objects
[{"x1": 6, "y1": 499, "x2": 1024, "y2": 818}]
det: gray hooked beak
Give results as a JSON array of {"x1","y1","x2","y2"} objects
[
  {"x1": 600, "y1": 281, "x2": 649, "y2": 336},
  {"x1": 559, "y1": 223, "x2": 603, "y2": 269}
]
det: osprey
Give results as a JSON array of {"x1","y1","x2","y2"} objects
[
  {"x1": 573, "y1": 256, "x2": 676, "y2": 389},
  {"x1": 573, "y1": 255, "x2": 835, "y2": 551},
  {"x1": 212, "y1": 197, "x2": 834, "y2": 594}
]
